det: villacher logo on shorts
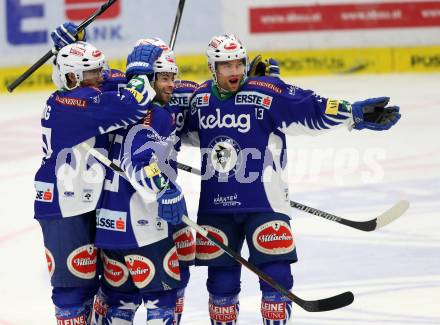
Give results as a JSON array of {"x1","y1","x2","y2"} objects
[
  {"x1": 102, "y1": 252, "x2": 129, "y2": 287},
  {"x1": 67, "y1": 244, "x2": 98, "y2": 279},
  {"x1": 124, "y1": 255, "x2": 155, "y2": 289},
  {"x1": 163, "y1": 247, "x2": 181, "y2": 281},
  {"x1": 173, "y1": 227, "x2": 196, "y2": 262},
  {"x1": 45, "y1": 248, "x2": 55, "y2": 277},
  {"x1": 252, "y1": 221, "x2": 295, "y2": 255},
  {"x1": 196, "y1": 226, "x2": 228, "y2": 260}
]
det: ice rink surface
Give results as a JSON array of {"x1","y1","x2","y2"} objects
[{"x1": 0, "y1": 73, "x2": 439, "y2": 324}]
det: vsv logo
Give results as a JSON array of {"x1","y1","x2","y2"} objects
[
  {"x1": 198, "y1": 109, "x2": 251, "y2": 133},
  {"x1": 6, "y1": 0, "x2": 122, "y2": 46}
]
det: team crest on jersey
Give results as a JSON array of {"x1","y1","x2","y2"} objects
[
  {"x1": 196, "y1": 226, "x2": 228, "y2": 260},
  {"x1": 67, "y1": 244, "x2": 98, "y2": 279},
  {"x1": 173, "y1": 227, "x2": 196, "y2": 262},
  {"x1": 35, "y1": 181, "x2": 54, "y2": 203},
  {"x1": 191, "y1": 93, "x2": 211, "y2": 114},
  {"x1": 235, "y1": 91, "x2": 273, "y2": 109},
  {"x1": 102, "y1": 252, "x2": 129, "y2": 287},
  {"x1": 125, "y1": 255, "x2": 155, "y2": 289},
  {"x1": 207, "y1": 136, "x2": 242, "y2": 178},
  {"x1": 252, "y1": 221, "x2": 295, "y2": 255},
  {"x1": 163, "y1": 247, "x2": 181, "y2": 281},
  {"x1": 45, "y1": 248, "x2": 55, "y2": 277}
]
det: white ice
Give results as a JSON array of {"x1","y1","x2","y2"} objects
[{"x1": 0, "y1": 73, "x2": 439, "y2": 325}]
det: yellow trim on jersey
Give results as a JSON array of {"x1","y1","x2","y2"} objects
[
  {"x1": 126, "y1": 88, "x2": 144, "y2": 103},
  {"x1": 325, "y1": 99, "x2": 340, "y2": 115},
  {"x1": 144, "y1": 162, "x2": 161, "y2": 178}
]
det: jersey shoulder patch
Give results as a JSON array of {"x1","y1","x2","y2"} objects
[
  {"x1": 109, "y1": 69, "x2": 126, "y2": 80},
  {"x1": 246, "y1": 76, "x2": 285, "y2": 95},
  {"x1": 194, "y1": 80, "x2": 211, "y2": 94},
  {"x1": 173, "y1": 80, "x2": 199, "y2": 92},
  {"x1": 49, "y1": 87, "x2": 99, "y2": 109}
]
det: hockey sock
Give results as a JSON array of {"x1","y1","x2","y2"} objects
[
  {"x1": 143, "y1": 289, "x2": 177, "y2": 325},
  {"x1": 174, "y1": 266, "x2": 190, "y2": 325},
  {"x1": 208, "y1": 294, "x2": 240, "y2": 325},
  {"x1": 91, "y1": 287, "x2": 141, "y2": 325},
  {"x1": 174, "y1": 287, "x2": 185, "y2": 325},
  {"x1": 55, "y1": 304, "x2": 90, "y2": 325},
  {"x1": 52, "y1": 286, "x2": 97, "y2": 325},
  {"x1": 261, "y1": 291, "x2": 292, "y2": 325}
]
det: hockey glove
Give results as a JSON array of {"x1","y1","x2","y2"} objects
[
  {"x1": 124, "y1": 75, "x2": 156, "y2": 106},
  {"x1": 352, "y1": 97, "x2": 401, "y2": 131},
  {"x1": 51, "y1": 22, "x2": 86, "y2": 50},
  {"x1": 248, "y1": 55, "x2": 280, "y2": 78},
  {"x1": 157, "y1": 184, "x2": 187, "y2": 225},
  {"x1": 126, "y1": 44, "x2": 163, "y2": 80}
]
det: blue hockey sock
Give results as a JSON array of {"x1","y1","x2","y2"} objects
[
  {"x1": 90, "y1": 287, "x2": 141, "y2": 325},
  {"x1": 261, "y1": 291, "x2": 292, "y2": 325},
  {"x1": 143, "y1": 289, "x2": 177, "y2": 325},
  {"x1": 52, "y1": 286, "x2": 97, "y2": 325},
  {"x1": 174, "y1": 287, "x2": 185, "y2": 325},
  {"x1": 208, "y1": 294, "x2": 240, "y2": 325},
  {"x1": 55, "y1": 304, "x2": 90, "y2": 325}
]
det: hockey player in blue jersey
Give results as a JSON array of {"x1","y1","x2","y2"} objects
[
  {"x1": 186, "y1": 34, "x2": 401, "y2": 324},
  {"x1": 34, "y1": 22, "x2": 163, "y2": 325},
  {"x1": 91, "y1": 38, "x2": 195, "y2": 325}
]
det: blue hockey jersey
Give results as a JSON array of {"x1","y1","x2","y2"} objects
[
  {"x1": 34, "y1": 70, "x2": 153, "y2": 219},
  {"x1": 185, "y1": 76, "x2": 354, "y2": 216},
  {"x1": 94, "y1": 81, "x2": 196, "y2": 249}
]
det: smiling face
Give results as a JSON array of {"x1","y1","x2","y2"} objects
[
  {"x1": 153, "y1": 72, "x2": 176, "y2": 105},
  {"x1": 215, "y1": 59, "x2": 246, "y2": 93}
]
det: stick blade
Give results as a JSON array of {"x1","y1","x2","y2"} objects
[
  {"x1": 301, "y1": 291, "x2": 354, "y2": 312},
  {"x1": 375, "y1": 200, "x2": 410, "y2": 230}
]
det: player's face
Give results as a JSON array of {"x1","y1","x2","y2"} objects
[
  {"x1": 154, "y1": 72, "x2": 175, "y2": 105},
  {"x1": 81, "y1": 68, "x2": 104, "y2": 88},
  {"x1": 215, "y1": 59, "x2": 246, "y2": 92}
]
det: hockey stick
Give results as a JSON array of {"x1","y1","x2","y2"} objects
[
  {"x1": 290, "y1": 200, "x2": 409, "y2": 232},
  {"x1": 80, "y1": 142, "x2": 354, "y2": 312},
  {"x1": 176, "y1": 162, "x2": 410, "y2": 232},
  {"x1": 169, "y1": 0, "x2": 186, "y2": 50},
  {"x1": 6, "y1": 0, "x2": 118, "y2": 93}
]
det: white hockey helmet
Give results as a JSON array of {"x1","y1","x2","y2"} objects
[
  {"x1": 56, "y1": 41, "x2": 107, "y2": 90},
  {"x1": 135, "y1": 37, "x2": 178, "y2": 75},
  {"x1": 206, "y1": 34, "x2": 248, "y2": 80}
]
